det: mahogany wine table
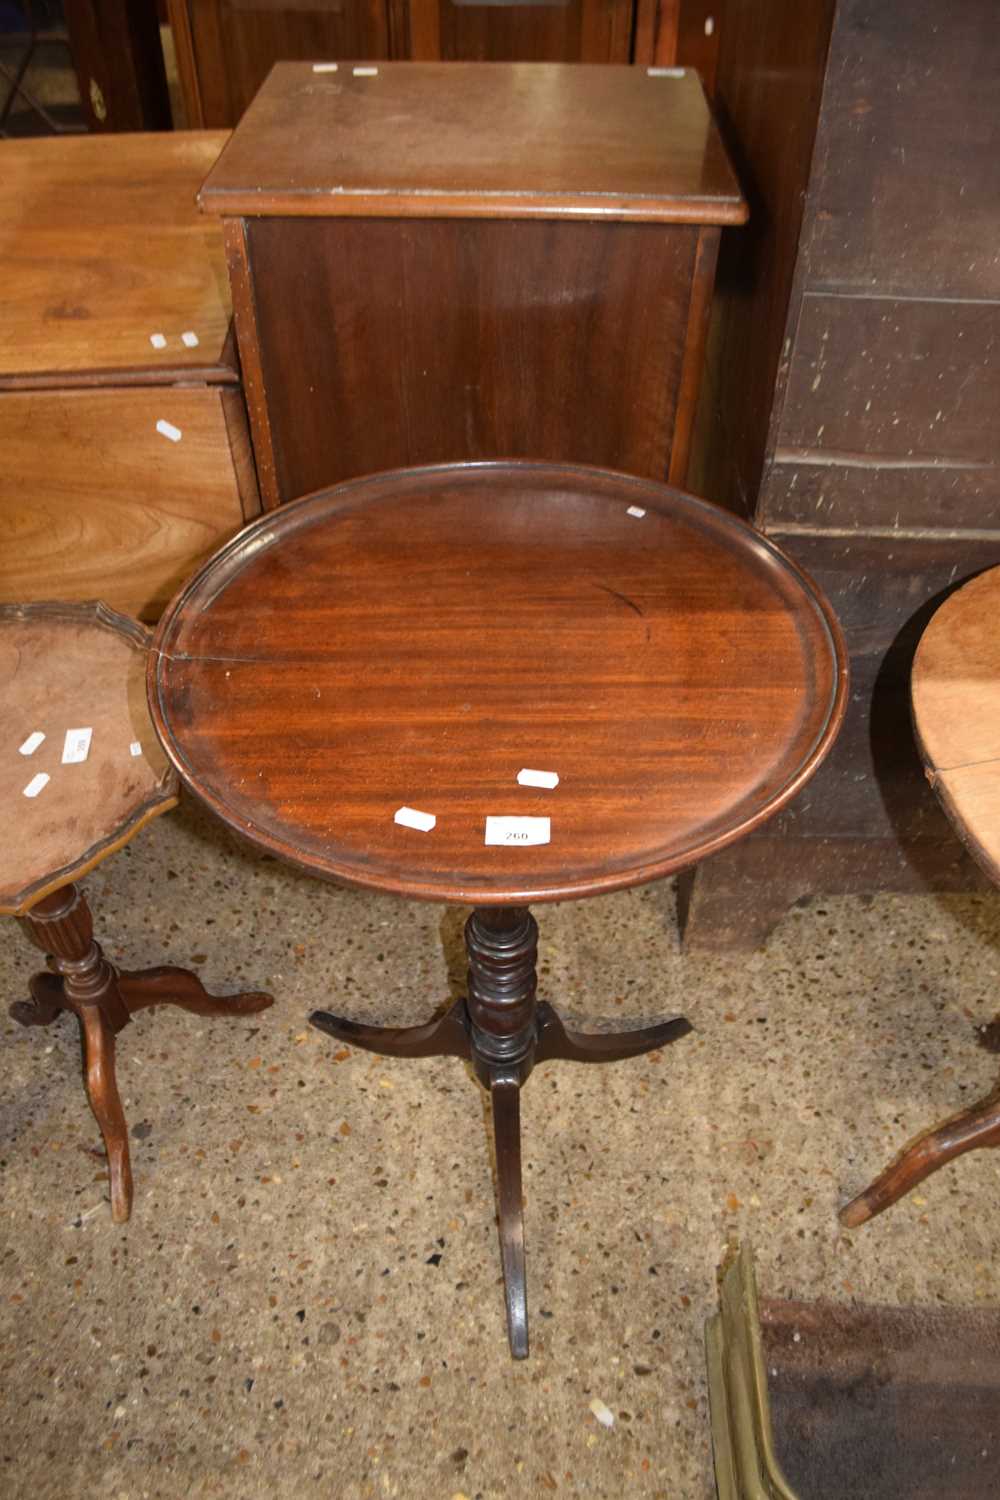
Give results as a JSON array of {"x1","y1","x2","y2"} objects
[
  {"x1": 149, "y1": 461, "x2": 847, "y2": 1356},
  {"x1": 841, "y1": 565, "x2": 1000, "y2": 1228},
  {"x1": 1, "y1": 601, "x2": 272, "y2": 1223}
]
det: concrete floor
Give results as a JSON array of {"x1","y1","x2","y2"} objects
[{"x1": 2, "y1": 799, "x2": 1000, "y2": 1499}]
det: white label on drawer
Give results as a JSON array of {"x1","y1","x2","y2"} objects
[
  {"x1": 181, "y1": 330, "x2": 200, "y2": 348},
  {"x1": 627, "y1": 505, "x2": 647, "y2": 518},
  {"x1": 485, "y1": 816, "x2": 550, "y2": 847},
  {"x1": 647, "y1": 66, "x2": 685, "y2": 77},
  {"x1": 394, "y1": 806, "x2": 436, "y2": 832},
  {"x1": 516, "y1": 768, "x2": 559, "y2": 789},
  {"x1": 62, "y1": 727, "x2": 92, "y2": 764},
  {"x1": 312, "y1": 62, "x2": 338, "y2": 71},
  {"x1": 353, "y1": 65, "x2": 378, "y2": 76},
  {"x1": 129, "y1": 741, "x2": 143, "y2": 758},
  {"x1": 19, "y1": 731, "x2": 45, "y2": 756},
  {"x1": 23, "y1": 772, "x2": 50, "y2": 798},
  {"x1": 156, "y1": 419, "x2": 182, "y2": 443},
  {"x1": 149, "y1": 332, "x2": 167, "y2": 350}
]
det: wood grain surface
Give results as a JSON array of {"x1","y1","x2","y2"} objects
[
  {"x1": 0, "y1": 602, "x2": 176, "y2": 916},
  {"x1": 149, "y1": 462, "x2": 846, "y2": 905},
  {"x1": 409, "y1": 0, "x2": 632, "y2": 65},
  {"x1": 804, "y1": 0, "x2": 1000, "y2": 301},
  {"x1": 168, "y1": 0, "x2": 391, "y2": 129},
  {"x1": 912, "y1": 565, "x2": 1000, "y2": 885},
  {"x1": 0, "y1": 132, "x2": 234, "y2": 385},
  {"x1": 199, "y1": 62, "x2": 747, "y2": 222},
  {"x1": 768, "y1": 295, "x2": 1000, "y2": 530},
  {"x1": 687, "y1": 0, "x2": 835, "y2": 518},
  {"x1": 0, "y1": 387, "x2": 252, "y2": 621},
  {"x1": 245, "y1": 214, "x2": 699, "y2": 500}
]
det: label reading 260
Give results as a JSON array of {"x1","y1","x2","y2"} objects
[{"x1": 484, "y1": 816, "x2": 551, "y2": 847}]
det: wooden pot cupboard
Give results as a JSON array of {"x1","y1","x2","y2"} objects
[
  {"x1": 683, "y1": 0, "x2": 1000, "y2": 948},
  {"x1": 0, "y1": 131, "x2": 260, "y2": 622},
  {"x1": 198, "y1": 61, "x2": 746, "y2": 511}
]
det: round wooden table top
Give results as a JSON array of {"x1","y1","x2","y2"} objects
[
  {"x1": 1, "y1": 601, "x2": 177, "y2": 916},
  {"x1": 149, "y1": 463, "x2": 847, "y2": 905},
  {"x1": 912, "y1": 565, "x2": 1000, "y2": 887}
]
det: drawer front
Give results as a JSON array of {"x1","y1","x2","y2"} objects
[{"x1": 0, "y1": 386, "x2": 256, "y2": 621}]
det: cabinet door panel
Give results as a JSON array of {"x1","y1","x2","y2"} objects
[
  {"x1": 172, "y1": 0, "x2": 391, "y2": 126},
  {"x1": 245, "y1": 216, "x2": 696, "y2": 501},
  {"x1": 404, "y1": 0, "x2": 631, "y2": 62}
]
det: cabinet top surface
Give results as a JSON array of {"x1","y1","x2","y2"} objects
[
  {"x1": 149, "y1": 462, "x2": 844, "y2": 907},
  {"x1": 199, "y1": 63, "x2": 747, "y2": 224},
  {"x1": 0, "y1": 132, "x2": 235, "y2": 385}
]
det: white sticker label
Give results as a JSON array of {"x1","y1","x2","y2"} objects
[
  {"x1": 62, "y1": 727, "x2": 93, "y2": 764},
  {"x1": 485, "y1": 816, "x2": 551, "y2": 847},
  {"x1": 647, "y1": 66, "x2": 685, "y2": 77},
  {"x1": 181, "y1": 330, "x2": 199, "y2": 348},
  {"x1": 19, "y1": 731, "x2": 45, "y2": 756},
  {"x1": 149, "y1": 332, "x2": 167, "y2": 350},
  {"x1": 394, "y1": 806, "x2": 436, "y2": 832},
  {"x1": 589, "y1": 1397, "x2": 616, "y2": 1428},
  {"x1": 23, "y1": 772, "x2": 50, "y2": 798},
  {"x1": 129, "y1": 741, "x2": 143, "y2": 758},
  {"x1": 312, "y1": 61, "x2": 338, "y2": 71},
  {"x1": 353, "y1": 65, "x2": 378, "y2": 76},
  {"x1": 516, "y1": 768, "x2": 559, "y2": 789},
  {"x1": 156, "y1": 419, "x2": 182, "y2": 443},
  {"x1": 627, "y1": 505, "x2": 647, "y2": 518}
]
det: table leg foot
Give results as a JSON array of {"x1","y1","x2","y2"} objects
[
  {"x1": 10, "y1": 971, "x2": 66, "y2": 1028},
  {"x1": 490, "y1": 1068, "x2": 528, "y2": 1360},
  {"x1": 78, "y1": 1003, "x2": 132, "y2": 1224},
  {"x1": 840, "y1": 1084, "x2": 1000, "y2": 1227},
  {"x1": 117, "y1": 966, "x2": 273, "y2": 1018},
  {"x1": 534, "y1": 1001, "x2": 692, "y2": 1063},
  {"x1": 18, "y1": 889, "x2": 272, "y2": 1220},
  {"x1": 310, "y1": 997, "x2": 472, "y2": 1060}
]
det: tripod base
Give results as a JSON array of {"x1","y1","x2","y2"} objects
[
  {"x1": 14, "y1": 884, "x2": 272, "y2": 1222},
  {"x1": 311, "y1": 906, "x2": 691, "y2": 1358}
]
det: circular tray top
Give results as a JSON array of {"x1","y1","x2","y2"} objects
[
  {"x1": 912, "y1": 565, "x2": 1000, "y2": 887},
  {"x1": 149, "y1": 463, "x2": 847, "y2": 905},
  {"x1": 1, "y1": 601, "x2": 177, "y2": 916}
]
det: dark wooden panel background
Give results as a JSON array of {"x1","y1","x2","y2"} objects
[
  {"x1": 170, "y1": 0, "x2": 391, "y2": 127},
  {"x1": 406, "y1": 0, "x2": 631, "y2": 64},
  {"x1": 803, "y1": 0, "x2": 1000, "y2": 300},
  {"x1": 688, "y1": 0, "x2": 836, "y2": 520},
  {"x1": 685, "y1": 0, "x2": 1000, "y2": 948}
]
